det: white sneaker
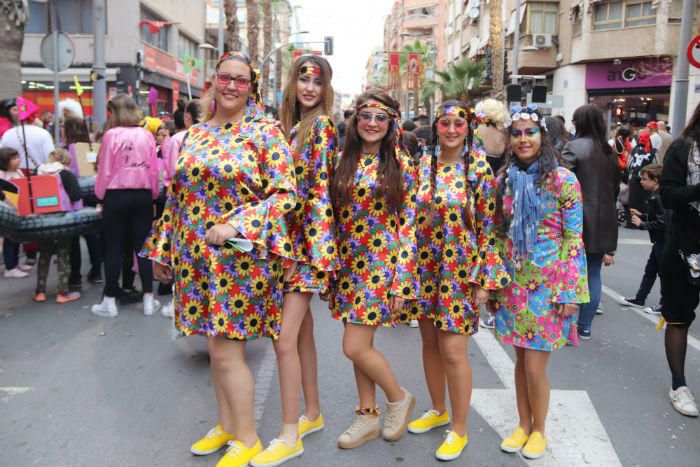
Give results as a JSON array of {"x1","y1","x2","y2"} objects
[
  {"x1": 409, "y1": 319, "x2": 419, "y2": 328},
  {"x1": 669, "y1": 386, "x2": 699, "y2": 417},
  {"x1": 4, "y1": 268, "x2": 29, "y2": 278},
  {"x1": 17, "y1": 264, "x2": 33, "y2": 272},
  {"x1": 143, "y1": 294, "x2": 161, "y2": 316},
  {"x1": 91, "y1": 297, "x2": 118, "y2": 318},
  {"x1": 596, "y1": 305, "x2": 604, "y2": 315},
  {"x1": 161, "y1": 300, "x2": 174, "y2": 318},
  {"x1": 481, "y1": 314, "x2": 495, "y2": 329}
]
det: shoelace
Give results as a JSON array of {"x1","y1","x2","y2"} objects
[
  {"x1": 267, "y1": 438, "x2": 285, "y2": 450},
  {"x1": 444, "y1": 430, "x2": 458, "y2": 445},
  {"x1": 206, "y1": 427, "x2": 222, "y2": 439},
  {"x1": 299, "y1": 415, "x2": 309, "y2": 423},
  {"x1": 420, "y1": 409, "x2": 439, "y2": 420},
  {"x1": 385, "y1": 407, "x2": 399, "y2": 426},
  {"x1": 224, "y1": 440, "x2": 242, "y2": 456},
  {"x1": 345, "y1": 417, "x2": 371, "y2": 436}
]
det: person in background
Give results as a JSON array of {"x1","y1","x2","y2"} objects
[
  {"x1": 413, "y1": 115, "x2": 429, "y2": 127},
  {"x1": 657, "y1": 121, "x2": 672, "y2": 164},
  {"x1": 0, "y1": 104, "x2": 54, "y2": 173},
  {"x1": 0, "y1": 147, "x2": 30, "y2": 278},
  {"x1": 338, "y1": 108, "x2": 354, "y2": 151},
  {"x1": 33, "y1": 148, "x2": 82, "y2": 304},
  {"x1": 659, "y1": 102, "x2": 700, "y2": 418},
  {"x1": 91, "y1": 94, "x2": 160, "y2": 318},
  {"x1": 544, "y1": 116, "x2": 569, "y2": 154},
  {"x1": 628, "y1": 130, "x2": 658, "y2": 221},
  {"x1": 648, "y1": 121, "x2": 662, "y2": 153},
  {"x1": 562, "y1": 104, "x2": 619, "y2": 339},
  {"x1": 402, "y1": 119, "x2": 417, "y2": 133},
  {"x1": 173, "y1": 98, "x2": 186, "y2": 133},
  {"x1": 39, "y1": 110, "x2": 54, "y2": 135},
  {"x1": 58, "y1": 98, "x2": 84, "y2": 119},
  {"x1": 474, "y1": 98, "x2": 510, "y2": 176},
  {"x1": 403, "y1": 130, "x2": 419, "y2": 161},
  {"x1": 612, "y1": 126, "x2": 633, "y2": 226},
  {"x1": 414, "y1": 124, "x2": 433, "y2": 158},
  {"x1": 0, "y1": 98, "x2": 17, "y2": 139},
  {"x1": 620, "y1": 164, "x2": 665, "y2": 315}
]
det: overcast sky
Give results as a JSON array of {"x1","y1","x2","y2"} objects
[{"x1": 290, "y1": 0, "x2": 394, "y2": 98}]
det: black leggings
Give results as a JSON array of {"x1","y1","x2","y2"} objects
[{"x1": 102, "y1": 189, "x2": 154, "y2": 297}]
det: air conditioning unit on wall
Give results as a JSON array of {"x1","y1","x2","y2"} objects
[{"x1": 533, "y1": 34, "x2": 553, "y2": 48}]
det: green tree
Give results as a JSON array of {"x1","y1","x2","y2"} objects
[{"x1": 421, "y1": 58, "x2": 486, "y2": 103}]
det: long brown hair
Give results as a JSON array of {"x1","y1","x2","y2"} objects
[
  {"x1": 280, "y1": 55, "x2": 334, "y2": 145},
  {"x1": 63, "y1": 115, "x2": 90, "y2": 145},
  {"x1": 331, "y1": 91, "x2": 403, "y2": 214},
  {"x1": 682, "y1": 101, "x2": 700, "y2": 148},
  {"x1": 103, "y1": 94, "x2": 142, "y2": 131}
]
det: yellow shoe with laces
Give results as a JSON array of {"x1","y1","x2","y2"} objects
[
  {"x1": 250, "y1": 438, "x2": 304, "y2": 466},
  {"x1": 435, "y1": 430, "x2": 468, "y2": 461},
  {"x1": 216, "y1": 439, "x2": 263, "y2": 467},
  {"x1": 298, "y1": 413, "x2": 325, "y2": 438},
  {"x1": 408, "y1": 409, "x2": 450, "y2": 434},
  {"x1": 190, "y1": 425, "x2": 235, "y2": 455}
]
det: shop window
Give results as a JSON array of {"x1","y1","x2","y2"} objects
[
  {"x1": 140, "y1": 9, "x2": 169, "y2": 52},
  {"x1": 528, "y1": 2, "x2": 559, "y2": 35},
  {"x1": 625, "y1": 2, "x2": 655, "y2": 27},
  {"x1": 178, "y1": 34, "x2": 198, "y2": 60},
  {"x1": 593, "y1": 1, "x2": 623, "y2": 30},
  {"x1": 26, "y1": 0, "x2": 94, "y2": 34}
]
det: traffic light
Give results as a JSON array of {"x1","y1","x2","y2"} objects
[{"x1": 324, "y1": 36, "x2": 334, "y2": 56}]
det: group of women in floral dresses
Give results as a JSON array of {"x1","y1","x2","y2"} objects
[{"x1": 141, "y1": 50, "x2": 589, "y2": 467}]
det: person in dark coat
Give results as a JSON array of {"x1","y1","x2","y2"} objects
[
  {"x1": 659, "y1": 102, "x2": 700, "y2": 417},
  {"x1": 562, "y1": 104, "x2": 619, "y2": 339},
  {"x1": 627, "y1": 130, "x2": 658, "y2": 219}
]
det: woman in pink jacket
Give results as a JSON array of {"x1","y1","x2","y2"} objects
[{"x1": 91, "y1": 94, "x2": 160, "y2": 318}]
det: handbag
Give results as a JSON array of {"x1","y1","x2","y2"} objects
[{"x1": 678, "y1": 250, "x2": 700, "y2": 287}]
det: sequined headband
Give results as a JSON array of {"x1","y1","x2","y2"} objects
[
  {"x1": 299, "y1": 65, "x2": 321, "y2": 77},
  {"x1": 436, "y1": 105, "x2": 469, "y2": 119},
  {"x1": 355, "y1": 101, "x2": 398, "y2": 118}
]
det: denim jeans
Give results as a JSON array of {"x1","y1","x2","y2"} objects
[{"x1": 578, "y1": 252, "x2": 604, "y2": 332}]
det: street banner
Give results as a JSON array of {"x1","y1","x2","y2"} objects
[
  {"x1": 388, "y1": 52, "x2": 400, "y2": 89},
  {"x1": 16, "y1": 97, "x2": 39, "y2": 121},
  {"x1": 407, "y1": 53, "x2": 420, "y2": 90}
]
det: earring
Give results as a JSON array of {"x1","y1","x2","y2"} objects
[{"x1": 210, "y1": 100, "x2": 216, "y2": 113}]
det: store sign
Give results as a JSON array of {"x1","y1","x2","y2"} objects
[
  {"x1": 585, "y1": 58, "x2": 673, "y2": 90},
  {"x1": 143, "y1": 44, "x2": 200, "y2": 85}
]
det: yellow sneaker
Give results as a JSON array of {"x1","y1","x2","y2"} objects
[
  {"x1": 435, "y1": 430, "x2": 468, "y2": 461},
  {"x1": 250, "y1": 438, "x2": 304, "y2": 466},
  {"x1": 408, "y1": 409, "x2": 450, "y2": 434},
  {"x1": 521, "y1": 431, "x2": 548, "y2": 459},
  {"x1": 500, "y1": 426, "x2": 529, "y2": 453},
  {"x1": 216, "y1": 439, "x2": 263, "y2": 467},
  {"x1": 298, "y1": 413, "x2": 325, "y2": 439},
  {"x1": 190, "y1": 425, "x2": 236, "y2": 455}
]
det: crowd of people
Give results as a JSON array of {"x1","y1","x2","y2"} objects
[{"x1": 2, "y1": 50, "x2": 700, "y2": 467}]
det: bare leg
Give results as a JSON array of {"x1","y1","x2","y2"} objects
[
  {"x1": 207, "y1": 336, "x2": 258, "y2": 447},
  {"x1": 208, "y1": 337, "x2": 234, "y2": 434},
  {"x1": 418, "y1": 319, "x2": 447, "y2": 413},
  {"x1": 514, "y1": 347, "x2": 533, "y2": 434},
  {"x1": 298, "y1": 308, "x2": 321, "y2": 420},
  {"x1": 523, "y1": 349, "x2": 551, "y2": 435},
  {"x1": 437, "y1": 331, "x2": 471, "y2": 436},
  {"x1": 342, "y1": 323, "x2": 404, "y2": 403}
]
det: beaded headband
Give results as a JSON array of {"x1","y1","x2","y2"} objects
[
  {"x1": 510, "y1": 104, "x2": 547, "y2": 131},
  {"x1": 355, "y1": 101, "x2": 398, "y2": 118},
  {"x1": 436, "y1": 105, "x2": 469, "y2": 120},
  {"x1": 299, "y1": 65, "x2": 321, "y2": 77}
]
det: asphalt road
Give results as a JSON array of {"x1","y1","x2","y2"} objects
[{"x1": 1, "y1": 227, "x2": 699, "y2": 466}]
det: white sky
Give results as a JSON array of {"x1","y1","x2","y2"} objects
[{"x1": 290, "y1": 0, "x2": 394, "y2": 98}]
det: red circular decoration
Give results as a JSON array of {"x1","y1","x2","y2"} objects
[{"x1": 688, "y1": 35, "x2": 700, "y2": 69}]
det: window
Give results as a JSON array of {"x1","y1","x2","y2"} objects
[
  {"x1": 528, "y1": 2, "x2": 559, "y2": 35},
  {"x1": 593, "y1": 1, "x2": 623, "y2": 30},
  {"x1": 140, "y1": 9, "x2": 169, "y2": 52},
  {"x1": 625, "y1": 2, "x2": 655, "y2": 27},
  {"x1": 571, "y1": 5, "x2": 583, "y2": 35},
  {"x1": 178, "y1": 34, "x2": 197, "y2": 60},
  {"x1": 26, "y1": 0, "x2": 94, "y2": 34}
]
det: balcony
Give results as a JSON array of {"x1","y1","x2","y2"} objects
[{"x1": 570, "y1": 23, "x2": 680, "y2": 63}]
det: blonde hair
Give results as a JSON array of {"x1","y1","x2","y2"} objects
[
  {"x1": 474, "y1": 98, "x2": 510, "y2": 128},
  {"x1": 104, "y1": 94, "x2": 142, "y2": 131},
  {"x1": 49, "y1": 148, "x2": 72, "y2": 166},
  {"x1": 280, "y1": 56, "x2": 334, "y2": 147}
]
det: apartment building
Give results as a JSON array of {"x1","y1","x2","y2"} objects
[
  {"x1": 444, "y1": 0, "x2": 699, "y2": 127},
  {"x1": 21, "y1": 0, "x2": 207, "y2": 117}
]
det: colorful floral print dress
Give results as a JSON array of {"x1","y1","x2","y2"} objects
[
  {"x1": 412, "y1": 147, "x2": 510, "y2": 336},
  {"x1": 330, "y1": 151, "x2": 418, "y2": 326},
  {"x1": 284, "y1": 115, "x2": 340, "y2": 294},
  {"x1": 142, "y1": 105, "x2": 297, "y2": 341},
  {"x1": 495, "y1": 166, "x2": 589, "y2": 351}
]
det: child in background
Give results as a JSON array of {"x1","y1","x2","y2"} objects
[
  {"x1": 621, "y1": 164, "x2": 666, "y2": 314},
  {"x1": 34, "y1": 148, "x2": 82, "y2": 303},
  {"x1": 0, "y1": 147, "x2": 30, "y2": 278}
]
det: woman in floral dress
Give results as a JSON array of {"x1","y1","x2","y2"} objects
[
  {"x1": 493, "y1": 104, "x2": 589, "y2": 460},
  {"x1": 407, "y1": 101, "x2": 509, "y2": 461},
  {"x1": 142, "y1": 52, "x2": 297, "y2": 467},
  {"x1": 329, "y1": 91, "x2": 418, "y2": 449},
  {"x1": 251, "y1": 56, "x2": 339, "y2": 467}
]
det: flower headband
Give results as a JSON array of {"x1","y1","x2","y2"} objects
[
  {"x1": 355, "y1": 101, "x2": 399, "y2": 118},
  {"x1": 436, "y1": 105, "x2": 470, "y2": 120},
  {"x1": 299, "y1": 65, "x2": 321, "y2": 77},
  {"x1": 510, "y1": 104, "x2": 547, "y2": 132}
]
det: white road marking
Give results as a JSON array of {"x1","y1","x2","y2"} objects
[
  {"x1": 617, "y1": 238, "x2": 652, "y2": 246},
  {"x1": 254, "y1": 343, "x2": 277, "y2": 427},
  {"x1": 0, "y1": 386, "x2": 34, "y2": 403},
  {"x1": 601, "y1": 285, "x2": 700, "y2": 353},
  {"x1": 472, "y1": 332, "x2": 622, "y2": 466}
]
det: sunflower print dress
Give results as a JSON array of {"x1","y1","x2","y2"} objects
[
  {"x1": 412, "y1": 147, "x2": 510, "y2": 336},
  {"x1": 494, "y1": 166, "x2": 589, "y2": 351},
  {"x1": 329, "y1": 151, "x2": 419, "y2": 326},
  {"x1": 284, "y1": 115, "x2": 340, "y2": 294},
  {"x1": 142, "y1": 107, "x2": 297, "y2": 341}
]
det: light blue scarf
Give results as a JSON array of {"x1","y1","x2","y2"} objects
[{"x1": 507, "y1": 160, "x2": 540, "y2": 258}]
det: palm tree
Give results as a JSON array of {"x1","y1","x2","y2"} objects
[
  {"x1": 261, "y1": 0, "x2": 272, "y2": 97},
  {"x1": 224, "y1": 0, "x2": 241, "y2": 52},
  {"x1": 246, "y1": 0, "x2": 260, "y2": 62},
  {"x1": 400, "y1": 39, "x2": 434, "y2": 116},
  {"x1": 0, "y1": 1, "x2": 28, "y2": 98},
  {"x1": 422, "y1": 58, "x2": 487, "y2": 103},
  {"x1": 489, "y1": 0, "x2": 505, "y2": 99}
]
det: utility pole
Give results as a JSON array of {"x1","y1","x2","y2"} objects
[
  {"x1": 511, "y1": 0, "x2": 521, "y2": 86},
  {"x1": 218, "y1": 0, "x2": 225, "y2": 57},
  {"x1": 670, "y1": 0, "x2": 696, "y2": 138},
  {"x1": 49, "y1": 0, "x2": 60, "y2": 142},
  {"x1": 93, "y1": 0, "x2": 107, "y2": 129}
]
